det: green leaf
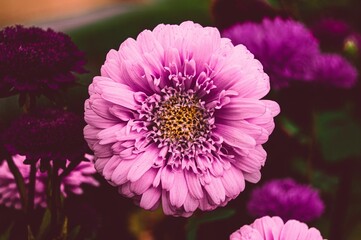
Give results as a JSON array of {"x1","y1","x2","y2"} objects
[
  {"x1": 280, "y1": 117, "x2": 310, "y2": 144},
  {"x1": 0, "y1": 222, "x2": 14, "y2": 240},
  {"x1": 36, "y1": 209, "x2": 51, "y2": 240},
  {"x1": 314, "y1": 110, "x2": 361, "y2": 162},
  {"x1": 292, "y1": 158, "x2": 339, "y2": 193},
  {"x1": 67, "y1": 225, "x2": 81, "y2": 240},
  {"x1": 186, "y1": 208, "x2": 235, "y2": 240},
  {"x1": 27, "y1": 226, "x2": 35, "y2": 240}
]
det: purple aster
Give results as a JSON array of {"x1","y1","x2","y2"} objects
[
  {"x1": 3, "y1": 108, "x2": 87, "y2": 168},
  {"x1": 247, "y1": 178, "x2": 325, "y2": 222},
  {"x1": 230, "y1": 216, "x2": 324, "y2": 240},
  {"x1": 312, "y1": 18, "x2": 352, "y2": 50},
  {"x1": 0, "y1": 154, "x2": 99, "y2": 209},
  {"x1": 84, "y1": 21, "x2": 280, "y2": 217},
  {"x1": 310, "y1": 54, "x2": 358, "y2": 88},
  {"x1": 0, "y1": 25, "x2": 85, "y2": 99},
  {"x1": 222, "y1": 18, "x2": 320, "y2": 89}
]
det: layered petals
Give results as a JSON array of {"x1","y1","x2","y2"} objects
[
  {"x1": 84, "y1": 21, "x2": 279, "y2": 217},
  {"x1": 230, "y1": 216, "x2": 324, "y2": 240}
]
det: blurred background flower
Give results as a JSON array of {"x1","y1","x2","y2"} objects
[
  {"x1": 0, "y1": 26, "x2": 85, "y2": 101},
  {"x1": 0, "y1": 154, "x2": 99, "y2": 209},
  {"x1": 222, "y1": 18, "x2": 320, "y2": 89},
  {"x1": 247, "y1": 178, "x2": 324, "y2": 222},
  {"x1": 3, "y1": 108, "x2": 88, "y2": 168}
]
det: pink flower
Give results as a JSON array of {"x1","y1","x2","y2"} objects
[
  {"x1": 230, "y1": 216, "x2": 324, "y2": 240},
  {"x1": 0, "y1": 154, "x2": 99, "y2": 209},
  {"x1": 84, "y1": 21, "x2": 280, "y2": 217}
]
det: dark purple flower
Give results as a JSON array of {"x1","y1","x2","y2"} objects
[
  {"x1": 312, "y1": 18, "x2": 352, "y2": 50},
  {"x1": 247, "y1": 178, "x2": 325, "y2": 222},
  {"x1": 3, "y1": 108, "x2": 87, "y2": 167},
  {"x1": 0, "y1": 25, "x2": 85, "y2": 99},
  {"x1": 311, "y1": 54, "x2": 358, "y2": 88},
  {"x1": 222, "y1": 18, "x2": 320, "y2": 89}
]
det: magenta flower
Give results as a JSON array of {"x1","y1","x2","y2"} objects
[
  {"x1": 0, "y1": 154, "x2": 99, "y2": 209},
  {"x1": 222, "y1": 18, "x2": 320, "y2": 88},
  {"x1": 311, "y1": 54, "x2": 358, "y2": 88},
  {"x1": 247, "y1": 178, "x2": 325, "y2": 222},
  {"x1": 84, "y1": 21, "x2": 280, "y2": 217},
  {"x1": 230, "y1": 216, "x2": 324, "y2": 240}
]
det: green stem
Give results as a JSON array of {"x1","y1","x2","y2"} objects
[
  {"x1": 27, "y1": 163, "x2": 37, "y2": 217},
  {"x1": 49, "y1": 163, "x2": 62, "y2": 238},
  {"x1": 6, "y1": 156, "x2": 28, "y2": 212}
]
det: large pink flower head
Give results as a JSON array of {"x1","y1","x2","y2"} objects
[
  {"x1": 84, "y1": 21, "x2": 280, "y2": 217},
  {"x1": 0, "y1": 154, "x2": 99, "y2": 209},
  {"x1": 230, "y1": 216, "x2": 324, "y2": 240}
]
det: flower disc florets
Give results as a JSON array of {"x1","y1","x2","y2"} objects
[
  {"x1": 84, "y1": 21, "x2": 280, "y2": 216},
  {"x1": 4, "y1": 108, "x2": 86, "y2": 166},
  {"x1": 0, "y1": 25, "x2": 85, "y2": 97}
]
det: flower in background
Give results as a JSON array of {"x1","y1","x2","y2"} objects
[
  {"x1": 311, "y1": 54, "x2": 358, "y2": 88},
  {"x1": 0, "y1": 25, "x2": 85, "y2": 100},
  {"x1": 222, "y1": 18, "x2": 320, "y2": 89},
  {"x1": 345, "y1": 33, "x2": 361, "y2": 61},
  {"x1": 311, "y1": 18, "x2": 352, "y2": 50},
  {"x1": 247, "y1": 178, "x2": 324, "y2": 222},
  {"x1": 0, "y1": 154, "x2": 99, "y2": 209},
  {"x1": 229, "y1": 216, "x2": 324, "y2": 240},
  {"x1": 3, "y1": 108, "x2": 88, "y2": 168},
  {"x1": 84, "y1": 21, "x2": 280, "y2": 217}
]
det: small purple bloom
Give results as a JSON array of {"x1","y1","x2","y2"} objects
[
  {"x1": 247, "y1": 178, "x2": 325, "y2": 222},
  {"x1": 311, "y1": 54, "x2": 358, "y2": 88},
  {"x1": 3, "y1": 108, "x2": 87, "y2": 168},
  {"x1": 0, "y1": 25, "x2": 85, "y2": 99},
  {"x1": 222, "y1": 18, "x2": 320, "y2": 89}
]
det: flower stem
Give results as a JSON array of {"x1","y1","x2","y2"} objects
[
  {"x1": 27, "y1": 163, "x2": 37, "y2": 216},
  {"x1": 49, "y1": 163, "x2": 62, "y2": 237},
  {"x1": 6, "y1": 156, "x2": 28, "y2": 212}
]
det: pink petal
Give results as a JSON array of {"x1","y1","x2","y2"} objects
[
  {"x1": 183, "y1": 193, "x2": 199, "y2": 213},
  {"x1": 252, "y1": 216, "x2": 283, "y2": 240},
  {"x1": 130, "y1": 168, "x2": 157, "y2": 194},
  {"x1": 127, "y1": 147, "x2": 159, "y2": 182},
  {"x1": 169, "y1": 170, "x2": 188, "y2": 208},
  {"x1": 215, "y1": 124, "x2": 256, "y2": 149},
  {"x1": 279, "y1": 220, "x2": 308, "y2": 240},
  {"x1": 161, "y1": 166, "x2": 175, "y2": 191},
  {"x1": 140, "y1": 187, "x2": 161, "y2": 210},
  {"x1": 221, "y1": 167, "x2": 245, "y2": 198},
  {"x1": 110, "y1": 160, "x2": 134, "y2": 185},
  {"x1": 204, "y1": 176, "x2": 226, "y2": 205},
  {"x1": 185, "y1": 171, "x2": 203, "y2": 199}
]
